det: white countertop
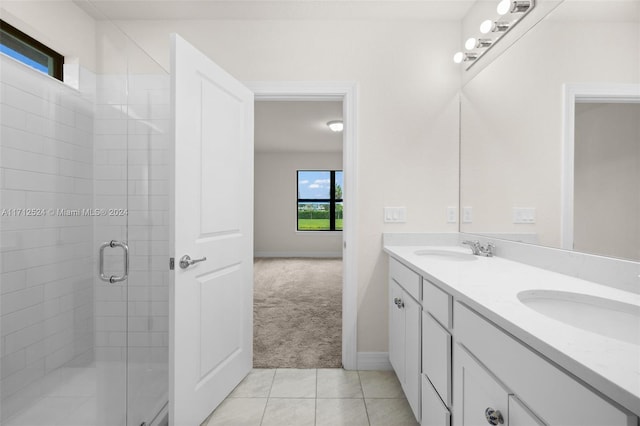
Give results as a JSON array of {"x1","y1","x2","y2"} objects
[{"x1": 384, "y1": 244, "x2": 640, "y2": 416}]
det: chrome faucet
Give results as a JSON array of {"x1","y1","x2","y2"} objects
[
  {"x1": 462, "y1": 240, "x2": 495, "y2": 257},
  {"x1": 478, "y1": 242, "x2": 495, "y2": 257},
  {"x1": 462, "y1": 240, "x2": 481, "y2": 255}
]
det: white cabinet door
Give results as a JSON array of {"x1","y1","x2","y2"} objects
[
  {"x1": 389, "y1": 277, "x2": 421, "y2": 423},
  {"x1": 454, "y1": 344, "x2": 510, "y2": 426},
  {"x1": 423, "y1": 375, "x2": 450, "y2": 426},
  {"x1": 404, "y1": 293, "x2": 421, "y2": 422},
  {"x1": 389, "y1": 279, "x2": 405, "y2": 383},
  {"x1": 509, "y1": 395, "x2": 546, "y2": 426}
]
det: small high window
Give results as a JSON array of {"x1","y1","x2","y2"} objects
[
  {"x1": 0, "y1": 19, "x2": 63, "y2": 81},
  {"x1": 297, "y1": 170, "x2": 343, "y2": 231}
]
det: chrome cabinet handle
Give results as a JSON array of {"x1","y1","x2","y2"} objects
[
  {"x1": 179, "y1": 255, "x2": 207, "y2": 269},
  {"x1": 393, "y1": 297, "x2": 404, "y2": 309},
  {"x1": 485, "y1": 407, "x2": 504, "y2": 425},
  {"x1": 99, "y1": 240, "x2": 129, "y2": 283}
]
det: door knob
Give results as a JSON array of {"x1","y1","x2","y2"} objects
[
  {"x1": 485, "y1": 407, "x2": 504, "y2": 425},
  {"x1": 179, "y1": 255, "x2": 207, "y2": 269}
]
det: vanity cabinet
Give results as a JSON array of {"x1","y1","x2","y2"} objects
[
  {"x1": 386, "y1": 247, "x2": 638, "y2": 426},
  {"x1": 389, "y1": 258, "x2": 421, "y2": 421},
  {"x1": 454, "y1": 302, "x2": 636, "y2": 426}
]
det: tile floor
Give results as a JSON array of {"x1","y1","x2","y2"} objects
[{"x1": 201, "y1": 368, "x2": 419, "y2": 426}]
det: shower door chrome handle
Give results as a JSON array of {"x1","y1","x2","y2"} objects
[{"x1": 99, "y1": 240, "x2": 129, "y2": 283}]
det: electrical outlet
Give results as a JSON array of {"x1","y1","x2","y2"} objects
[
  {"x1": 462, "y1": 206, "x2": 473, "y2": 223},
  {"x1": 384, "y1": 207, "x2": 407, "y2": 223},
  {"x1": 513, "y1": 207, "x2": 536, "y2": 224},
  {"x1": 447, "y1": 207, "x2": 457, "y2": 223}
]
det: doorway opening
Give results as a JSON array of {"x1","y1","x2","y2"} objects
[
  {"x1": 253, "y1": 100, "x2": 343, "y2": 367},
  {"x1": 249, "y1": 82, "x2": 358, "y2": 370},
  {"x1": 561, "y1": 83, "x2": 640, "y2": 261}
]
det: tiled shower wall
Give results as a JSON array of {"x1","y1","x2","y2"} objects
[
  {"x1": 0, "y1": 56, "x2": 95, "y2": 421},
  {"x1": 1, "y1": 54, "x2": 170, "y2": 424}
]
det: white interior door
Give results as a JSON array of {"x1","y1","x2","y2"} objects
[{"x1": 169, "y1": 33, "x2": 254, "y2": 426}]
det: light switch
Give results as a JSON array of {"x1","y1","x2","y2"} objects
[
  {"x1": 447, "y1": 207, "x2": 457, "y2": 223},
  {"x1": 384, "y1": 207, "x2": 407, "y2": 223},
  {"x1": 462, "y1": 206, "x2": 473, "y2": 223}
]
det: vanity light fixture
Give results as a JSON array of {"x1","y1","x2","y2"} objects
[
  {"x1": 480, "y1": 19, "x2": 494, "y2": 34},
  {"x1": 453, "y1": 52, "x2": 479, "y2": 64},
  {"x1": 480, "y1": 20, "x2": 510, "y2": 34},
  {"x1": 454, "y1": 0, "x2": 535, "y2": 68},
  {"x1": 327, "y1": 120, "x2": 344, "y2": 132},
  {"x1": 465, "y1": 37, "x2": 477, "y2": 50},
  {"x1": 497, "y1": 0, "x2": 532, "y2": 15},
  {"x1": 496, "y1": 0, "x2": 511, "y2": 15}
]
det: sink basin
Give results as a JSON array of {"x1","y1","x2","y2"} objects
[
  {"x1": 518, "y1": 290, "x2": 640, "y2": 345},
  {"x1": 413, "y1": 249, "x2": 477, "y2": 261}
]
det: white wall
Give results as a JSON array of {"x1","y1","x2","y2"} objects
[
  {"x1": 460, "y1": 17, "x2": 640, "y2": 248},
  {"x1": 574, "y1": 103, "x2": 640, "y2": 261},
  {"x1": 115, "y1": 18, "x2": 461, "y2": 353},
  {"x1": 255, "y1": 152, "x2": 343, "y2": 257},
  {"x1": 0, "y1": 1, "x2": 96, "y2": 71}
]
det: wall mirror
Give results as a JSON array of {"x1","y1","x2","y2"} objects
[{"x1": 459, "y1": 0, "x2": 640, "y2": 262}]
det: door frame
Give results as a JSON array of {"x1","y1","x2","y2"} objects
[
  {"x1": 246, "y1": 81, "x2": 358, "y2": 370},
  {"x1": 561, "y1": 83, "x2": 640, "y2": 250}
]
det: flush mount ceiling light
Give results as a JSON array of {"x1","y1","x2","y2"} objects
[
  {"x1": 454, "y1": 0, "x2": 535, "y2": 69},
  {"x1": 327, "y1": 120, "x2": 344, "y2": 132}
]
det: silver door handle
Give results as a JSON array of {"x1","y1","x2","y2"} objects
[
  {"x1": 179, "y1": 255, "x2": 207, "y2": 269},
  {"x1": 99, "y1": 240, "x2": 129, "y2": 283}
]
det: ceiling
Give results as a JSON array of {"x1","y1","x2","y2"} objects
[
  {"x1": 255, "y1": 101, "x2": 343, "y2": 153},
  {"x1": 78, "y1": 0, "x2": 475, "y2": 21}
]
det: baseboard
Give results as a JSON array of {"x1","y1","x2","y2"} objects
[
  {"x1": 254, "y1": 251, "x2": 342, "y2": 258},
  {"x1": 357, "y1": 352, "x2": 392, "y2": 371}
]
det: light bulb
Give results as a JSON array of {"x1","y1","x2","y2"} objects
[
  {"x1": 497, "y1": 0, "x2": 511, "y2": 15},
  {"x1": 465, "y1": 37, "x2": 477, "y2": 50},
  {"x1": 327, "y1": 120, "x2": 343, "y2": 132},
  {"x1": 480, "y1": 19, "x2": 493, "y2": 34},
  {"x1": 453, "y1": 52, "x2": 464, "y2": 64}
]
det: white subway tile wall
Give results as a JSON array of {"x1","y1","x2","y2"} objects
[{"x1": 1, "y1": 56, "x2": 95, "y2": 421}]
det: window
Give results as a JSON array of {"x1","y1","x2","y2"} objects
[
  {"x1": 297, "y1": 170, "x2": 343, "y2": 231},
  {"x1": 0, "y1": 19, "x2": 63, "y2": 81}
]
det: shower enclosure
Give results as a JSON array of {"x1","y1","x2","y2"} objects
[{"x1": 0, "y1": 1, "x2": 170, "y2": 425}]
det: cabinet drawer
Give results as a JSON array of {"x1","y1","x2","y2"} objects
[
  {"x1": 455, "y1": 302, "x2": 636, "y2": 426},
  {"x1": 389, "y1": 257, "x2": 421, "y2": 301},
  {"x1": 422, "y1": 375, "x2": 450, "y2": 426},
  {"x1": 422, "y1": 311, "x2": 451, "y2": 406},
  {"x1": 423, "y1": 279, "x2": 452, "y2": 329}
]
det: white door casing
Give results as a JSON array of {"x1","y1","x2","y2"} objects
[{"x1": 170, "y1": 34, "x2": 254, "y2": 425}]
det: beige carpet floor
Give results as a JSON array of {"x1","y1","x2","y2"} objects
[{"x1": 253, "y1": 257, "x2": 342, "y2": 368}]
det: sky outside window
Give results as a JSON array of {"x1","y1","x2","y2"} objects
[{"x1": 298, "y1": 171, "x2": 344, "y2": 199}]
